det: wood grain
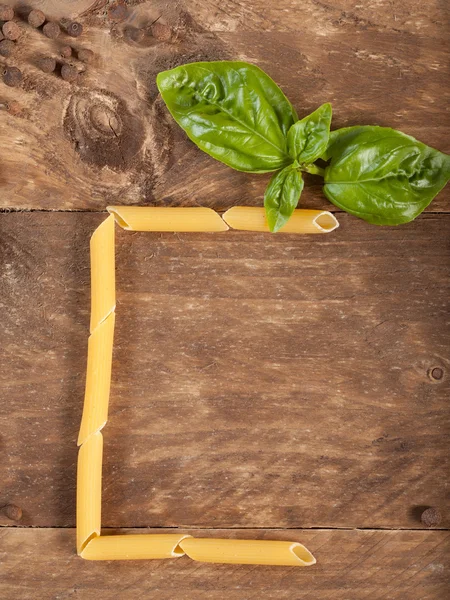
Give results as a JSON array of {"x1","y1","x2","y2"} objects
[
  {"x1": 1, "y1": 1, "x2": 449, "y2": 596},
  {"x1": 8, "y1": 0, "x2": 450, "y2": 36},
  {"x1": 1, "y1": 528, "x2": 449, "y2": 600},
  {"x1": 0, "y1": 1, "x2": 448, "y2": 210},
  {"x1": 11, "y1": 0, "x2": 103, "y2": 20},
  {"x1": 0, "y1": 212, "x2": 448, "y2": 529},
  {"x1": 183, "y1": 0, "x2": 450, "y2": 37}
]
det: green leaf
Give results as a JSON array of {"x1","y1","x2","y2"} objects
[
  {"x1": 264, "y1": 166, "x2": 304, "y2": 232},
  {"x1": 156, "y1": 61, "x2": 297, "y2": 173},
  {"x1": 320, "y1": 126, "x2": 356, "y2": 161},
  {"x1": 287, "y1": 103, "x2": 332, "y2": 165},
  {"x1": 323, "y1": 126, "x2": 450, "y2": 225}
]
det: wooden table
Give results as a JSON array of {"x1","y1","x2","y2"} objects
[{"x1": 1, "y1": 1, "x2": 449, "y2": 598}]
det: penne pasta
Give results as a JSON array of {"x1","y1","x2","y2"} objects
[
  {"x1": 81, "y1": 534, "x2": 192, "y2": 560},
  {"x1": 223, "y1": 206, "x2": 339, "y2": 233},
  {"x1": 76, "y1": 207, "x2": 318, "y2": 566},
  {"x1": 76, "y1": 431, "x2": 103, "y2": 554},
  {"x1": 107, "y1": 206, "x2": 229, "y2": 232},
  {"x1": 81, "y1": 534, "x2": 316, "y2": 566},
  {"x1": 179, "y1": 538, "x2": 316, "y2": 567},
  {"x1": 90, "y1": 214, "x2": 115, "y2": 333},
  {"x1": 78, "y1": 312, "x2": 115, "y2": 446}
]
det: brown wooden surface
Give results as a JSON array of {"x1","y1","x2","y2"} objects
[
  {"x1": 2, "y1": 528, "x2": 449, "y2": 600},
  {"x1": 1, "y1": 1, "x2": 449, "y2": 598},
  {"x1": 0, "y1": 212, "x2": 449, "y2": 531},
  {"x1": 0, "y1": 1, "x2": 448, "y2": 211}
]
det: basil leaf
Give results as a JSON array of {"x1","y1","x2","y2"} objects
[
  {"x1": 156, "y1": 61, "x2": 297, "y2": 173},
  {"x1": 320, "y1": 126, "x2": 357, "y2": 161},
  {"x1": 287, "y1": 103, "x2": 332, "y2": 164},
  {"x1": 264, "y1": 166, "x2": 304, "y2": 232},
  {"x1": 323, "y1": 126, "x2": 450, "y2": 225}
]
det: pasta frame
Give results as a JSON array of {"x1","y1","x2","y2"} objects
[{"x1": 77, "y1": 206, "x2": 339, "y2": 565}]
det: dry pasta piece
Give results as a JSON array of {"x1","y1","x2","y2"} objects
[
  {"x1": 90, "y1": 214, "x2": 115, "y2": 332},
  {"x1": 76, "y1": 431, "x2": 103, "y2": 554},
  {"x1": 107, "y1": 206, "x2": 229, "y2": 232},
  {"x1": 223, "y1": 206, "x2": 339, "y2": 233},
  {"x1": 81, "y1": 533, "x2": 192, "y2": 560},
  {"x1": 77, "y1": 312, "x2": 115, "y2": 446},
  {"x1": 179, "y1": 538, "x2": 316, "y2": 566}
]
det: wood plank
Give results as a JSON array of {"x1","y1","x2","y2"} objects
[
  {"x1": 0, "y1": 213, "x2": 449, "y2": 528},
  {"x1": 0, "y1": 2, "x2": 448, "y2": 210},
  {"x1": 1, "y1": 528, "x2": 449, "y2": 600},
  {"x1": 6, "y1": 0, "x2": 450, "y2": 37},
  {"x1": 183, "y1": 0, "x2": 450, "y2": 38}
]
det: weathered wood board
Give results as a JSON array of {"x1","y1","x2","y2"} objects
[
  {"x1": 0, "y1": 1, "x2": 449, "y2": 597},
  {"x1": 1, "y1": 528, "x2": 449, "y2": 600},
  {"x1": 0, "y1": 213, "x2": 448, "y2": 529},
  {"x1": 0, "y1": 1, "x2": 448, "y2": 210}
]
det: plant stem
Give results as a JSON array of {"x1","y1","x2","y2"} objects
[{"x1": 302, "y1": 164, "x2": 325, "y2": 177}]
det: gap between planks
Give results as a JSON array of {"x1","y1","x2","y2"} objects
[
  {"x1": 1, "y1": 525, "x2": 449, "y2": 531},
  {"x1": 0, "y1": 208, "x2": 450, "y2": 215}
]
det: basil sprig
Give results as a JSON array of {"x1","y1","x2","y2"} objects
[{"x1": 157, "y1": 61, "x2": 450, "y2": 232}]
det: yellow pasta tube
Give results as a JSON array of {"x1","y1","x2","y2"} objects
[
  {"x1": 107, "y1": 206, "x2": 229, "y2": 232},
  {"x1": 76, "y1": 431, "x2": 103, "y2": 554},
  {"x1": 179, "y1": 538, "x2": 316, "y2": 566},
  {"x1": 77, "y1": 312, "x2": 115, "y2": 446},
  {"x1": 223, "y1": 206, "x2": 339, "y2": 233},
  {"x1": 90, "y1": 214, "x2": 115, "y2": 333},
  {"x1": 81, "y1": 534, "x2": 192, "y2": 560}
]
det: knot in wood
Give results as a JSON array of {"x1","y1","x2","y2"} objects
[
  {"x1": 63, "y1": 89, "x2": 145, "y2": 171},
  {"x1": 90, "y1": 104, "x2": 122, "y2": 136}
]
